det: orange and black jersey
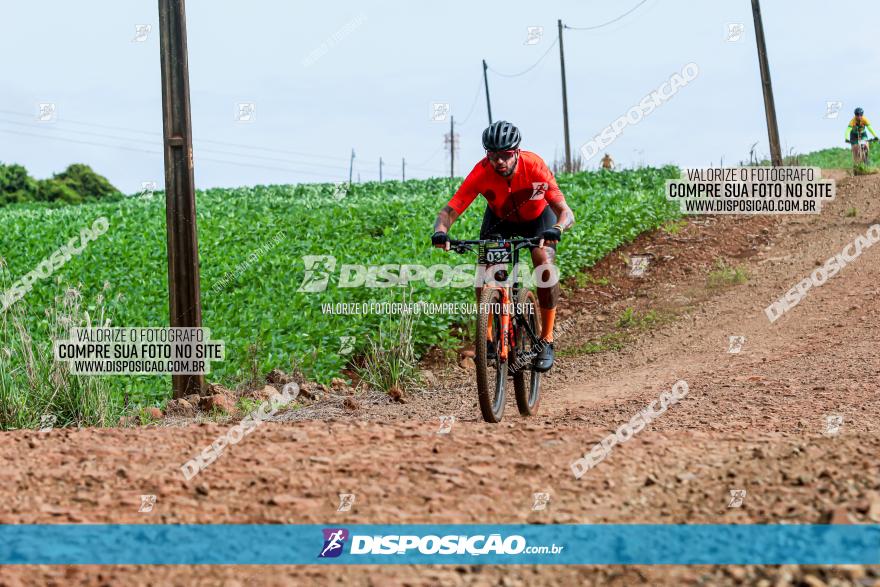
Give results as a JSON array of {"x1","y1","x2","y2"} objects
[{"x1": 446, "y1": 151, "x2": 564, "y2": 223}]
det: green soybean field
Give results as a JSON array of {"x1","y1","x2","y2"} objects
[{"x1": 0, "y1": 167, "x2": 680, "y2": 408}]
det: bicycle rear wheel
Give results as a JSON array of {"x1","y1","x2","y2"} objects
[
  {"x1": 513, "y1": 288, "x2": 542, "y2": 416},
  {"x1": 475, "y1": 287, "x2": 507, "y2": 423}
]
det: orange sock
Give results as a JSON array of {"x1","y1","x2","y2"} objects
[{"x1": 540, "y1": 308, "x2": 556, "y2": 342}]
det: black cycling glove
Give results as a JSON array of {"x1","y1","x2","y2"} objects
[
  {"x1": 541, "y1": 226, "x2": 563, "y2": 242},
  {"x1": 431, "y1": 231, "x2": 450, "y2": 247}
]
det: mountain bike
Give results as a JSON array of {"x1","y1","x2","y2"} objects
[
  {"x1": 848, "y1": 135, "x2": 878, "y2": 167},
  {"x1": 447, "y1": 236, "x2": 544, "y2": 423}
]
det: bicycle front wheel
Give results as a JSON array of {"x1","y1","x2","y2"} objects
[{"x1": 475, "y1": 287, "x2": 507, "y2": 423}]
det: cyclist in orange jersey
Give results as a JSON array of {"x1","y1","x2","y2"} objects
[{"x1": 432, "y1": 121, "x2": 575, "y2": 372}]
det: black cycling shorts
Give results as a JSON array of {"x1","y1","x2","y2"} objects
[
  {"x1": 851, "y1": 130, "x2": 867, "y2": 142},
  {"x1": 479, "y1": 205, "x2": 558, "y2": 250}
]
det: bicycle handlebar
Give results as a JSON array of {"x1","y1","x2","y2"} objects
[{"x1": 447, "y1": 236, "x2": 543, "y2": 255}]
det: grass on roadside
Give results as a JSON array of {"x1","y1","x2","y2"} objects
[
  {"x1": 854, "y1": 163, "x2": 879, "y2": 176},
  {"x1": 707, "y1": 259, "x2": 748, "y2": 289},
  {"x1": 616, "y1": 307, "x2": 663, "y2": 329},
  {"x1": 558, "y1": 307, "x2": 670, "y2": 358},
  {"x1": 0, "y1": 264, "x2": 127, "y2": 430},
  {"x1": 355, "y1": 297, "x2": 421, "y2": 396},
  {"x1": 572, "y1": 271, "x2": 610, "y2": 288},
  {"x1": 661, "y1": 219, "x2": 687, "y2": 235},
  {"x1": 558, "y1": 331, "x2": 629, "y2": 357}
]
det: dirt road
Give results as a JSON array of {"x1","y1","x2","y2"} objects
[{"x1": 2, "y1": 171, "x2": 879, "y2": 586}]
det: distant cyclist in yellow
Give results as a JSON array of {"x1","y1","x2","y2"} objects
[{"x1": 845, "y1": 107, "x2": 878, "y2": 144}]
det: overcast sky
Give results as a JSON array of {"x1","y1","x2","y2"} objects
[{"x1": 1, "y1": 0, "x2": 876, "y2": 193}]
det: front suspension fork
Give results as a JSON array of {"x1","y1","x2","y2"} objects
[{"x1": 498, "y1": 288, "x2": 512, "y2": 361}]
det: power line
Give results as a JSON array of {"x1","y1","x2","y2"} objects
[
  {"x1": 191, "y1": 155, "x2": 345, "y2": 180},
  {"x1": 0, "y1": 118, "x2": 354, "y2": 173},
  {"x1": 0, "y1": 127, "x2": 164, "y2": 157},
  {"x1": 0, "y1": 117, "x2": 446, "y2": 178},
  {"x1": 455, "y1": 74, "x2": 485, "y2": 127},
  {"x1": 412, "y1": 145, "x2": 444, "y2": 168},
  {"x1": 0, "y1": 109, "x2": 389, "y2": 167},
  {"x1": 0, "y1": 108, "x2": 352, "y2": 164},
  {"x1": 0, "y1": 111, "x2": 449, "y2": 180},
  {"x1": 564, "y1": 0, "x2": 650, "y2": 31},
  {"x1": 0, "y1": 127, "x2": 352, "y2": 181},
  {"x1": 0, "y1": 109, "x2": 161, "y2": 138},
  {"x1": 486, "y1": 37, "x2": 558, "y2": 78}
]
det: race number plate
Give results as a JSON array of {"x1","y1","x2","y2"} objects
[{"x1": 481, "y1": 242, "x2": 511, "y2": 265}]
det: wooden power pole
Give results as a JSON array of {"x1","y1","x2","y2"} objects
[
  {"x1": 449, "y1": 116, "x2": 455, "y2": 179},
  {"x1": 158, "y1": 0, "x2": 204, "y2": 398},
  {"x1": 751, "y1": 0, "x2": 782, "y2": 166},
  {"x1": 482, "y1": 59, "x2": 493, "y2": 124},
  {"x1": 557, "y1": 19, "x2": 572, "y2": 174}
]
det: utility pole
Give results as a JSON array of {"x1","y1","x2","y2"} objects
[
  {"x1": 557, "y1": 19, "x2": 572, "y2": 174},
  {"x1": 379, "y1": 157, "x2": 383, "y2": 182},
  {"x1": 158, "y1": 0, "x2": 204, "y2": 398},
  {"x1": 482, "y1": 59, "x2": 493, "y2": 124},
  {"x1": 402, "y1": 157, "x2": 406, "y2": 181},
  {"x1": 751, "y1": 0, "x2": 782, "y2": 166},
  {"x1": 444, "y1": 117, "x2": 459, "y2": 182},
  {"x1": 348, "y1": 148, "x2": 355, "y2": 186}
]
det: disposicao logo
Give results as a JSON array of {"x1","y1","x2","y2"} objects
[{"x1": 318, "y1": 528, "x2": 349, "y2": 558}]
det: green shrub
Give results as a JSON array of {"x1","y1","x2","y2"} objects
[
  {"x1": 53, "y1": 163, "x2": 119, "y2": 201},
  {"x1": 0, "y1": 162, "x2": 118, "y2": 207},
  {"x1": 36, "y1": 178, "x2": 82, "y2": 204},
  {"x1": 0, "y1": 163, "x2": 38, "y2": 205}
]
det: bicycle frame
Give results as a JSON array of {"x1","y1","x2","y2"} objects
[
  {"x1": 850, "y1": 135, "x2": 877, "y2": 166},
  {"x1": 449, "y1": 237, "x2": 543, "y2": 366}
]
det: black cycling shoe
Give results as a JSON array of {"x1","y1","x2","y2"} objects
[{"x1": 532, "y1": 340, "x2": 554, "y2": 372}]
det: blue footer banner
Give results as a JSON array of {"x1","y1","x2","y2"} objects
[{"x1": 1, "y1": 524, "x2": 878, "y2": 565}]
